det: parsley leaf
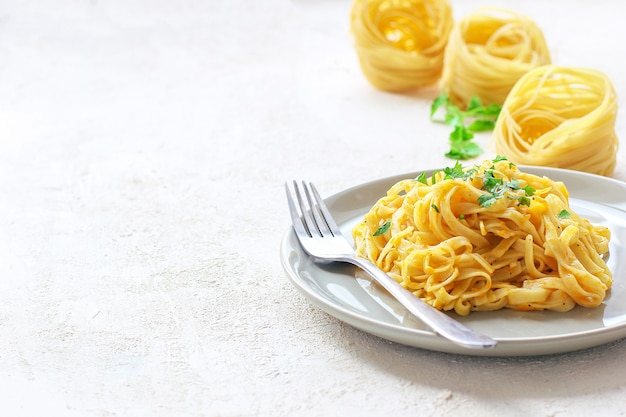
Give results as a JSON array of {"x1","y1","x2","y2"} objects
[
  {"x1": 558, "y1": 209, "x2": 572, "y2": 219},
  {"x1": 505, "y1": 178, "x2": 521, "y2": 189},
  {"x1": 468, "y1": 103, "x2": 501, "y2": 119},
  {"x1": 430, "y1": 93, "x2": 502, "y2": 160},
  {"x1": 482, "y1": 170, "x2": 504, "y2": 192},
  {"x1": 416, "y1": 172, "x2": 428, "y2": 184},
  {"x1": 467, "y1": 119, "x2": 495, "y2": 132},
  {"x1": 430, "y1": 93, "x2": 449, "y2": 118},
  {"x1": 449, "y1": 124, "x2": 474, "y2": 141},
  {"x1": 445, "y1": 139, "x2": 482, "y2": 160},
  {"x1": 373, "y1": 221, "x2": 391, "y2": 236},
  {"x1": 442, "y1": 161, "x2": 470, "y2": 179},
  {"x1": 523, "y1": 185, "x2": 535, "y2": 196},
  {"x1": 466, "y1": 95, "x2": 483, "y2": 112},
  {"x1": 478, "y1": 194, "x2": 498, "y2": 208}
]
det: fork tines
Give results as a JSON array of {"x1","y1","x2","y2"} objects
[{"x1": 285, "y1": 181, "x2": 339, "y2": 239}]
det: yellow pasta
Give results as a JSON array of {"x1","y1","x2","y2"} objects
[
  {"x1": 494, "y1": 65, "x2": 619, "y2": 176},
  {"x1": 353, "y1": 158, "x2": 612, "y2": 316},
  {"x1": 440, "y1": 7, "x2": 551, "y2": 108},
  {"x1": 350, "y1": 0, "x2": 453, "y2": 92}
]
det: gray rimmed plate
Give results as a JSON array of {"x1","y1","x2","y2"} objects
[{"x1": 280, "y1": 166, "x2": 626, "y2": 356}]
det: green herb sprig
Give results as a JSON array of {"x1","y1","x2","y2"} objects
[
  {"x1": 373, "y1": 221, "x2": 391, "y2": 236},
  {"x1": 415, "y1": 161, "x2": 474, "y2": 185},
  {"x1": 477, "y1": 162, "x2": 535, "y2": 208},
  {"x1": 558, "y1": 209, "x2": 572, "y2": 219},
  {"x1": 414, "y1": 157, "x2": 537, "y2": 211},
  {"x1": 430, "y1": 93, "x2": 502, "y2": 160}
]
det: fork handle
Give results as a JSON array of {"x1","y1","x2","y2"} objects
[{"x1": 349, "y1": 257, "x2": 497, "y2": 349}]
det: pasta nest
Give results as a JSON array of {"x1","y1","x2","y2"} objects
[
  {"x1": 353, "y1": 159, "x2": 612, "y2": 316},
  {"x1": 350, "y1": 0, "x2": 454, "y2": 92},
  {"x1": 494, "y1": 65, "x2": 619, "y2": 176},
  {"x1": 440, "y1": 7, "x2": 551, "y2": 108}
]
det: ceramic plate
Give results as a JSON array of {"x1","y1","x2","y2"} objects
[{"x1": 280, "y1": 166, "x2": 626, "y2": 356}]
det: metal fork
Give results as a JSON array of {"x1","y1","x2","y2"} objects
[{"x1": 285, "y1": 180, "x2": 497, "y2": 349}]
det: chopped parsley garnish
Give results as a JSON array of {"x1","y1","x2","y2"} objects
[
  {"x1": 482, "y1": 170, "x2": 504, "y2": 193},
  {"x1": 477, "y1": 193, "x2": 499, "y2": 208},
  {"x1": 414, "y1": 157, "x2": 535, "y2": 209},
  {"x1": 431, "y1": 204, "x2": 440, "y2": 213},
  {"x1": 415, "y1": 162, "x2": 473, "y2": 186},
  {"x1": 373, "y1": 221, "x2": 391, "y2": 236},
  {"x1": 430, "y1": 93, "x2": 502, "y2": 160},
  {"x1": 443, "y1": 161, "x2": 473, "y2": 180},
  {"x1": 416, "y1": 172, "x2": 428, "y2": 184},
  {"x1": 477, "y1": 159, "x2": 536, "y2": 208},
  {"x1": 558, "y1": 209, "x2": 572, "y2": 219}
]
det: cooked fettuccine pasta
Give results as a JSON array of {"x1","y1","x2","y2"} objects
[{"x1": 353, "y1": 158, "x2": 612, "y2": 316}]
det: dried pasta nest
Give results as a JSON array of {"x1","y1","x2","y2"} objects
[
  {"x1": 350, "y1": 0, "x2": 453, "y2": 92},
  {"x1": 494, "y1": 65, "x2": 619, "y2": 176},
  {"x1": 441, "y1": 7, "x2": 551, "y2": 108}
]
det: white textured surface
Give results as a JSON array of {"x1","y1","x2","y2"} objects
[{"x1": 1, "y1": 0, "x2": 626, "y2": 416}]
